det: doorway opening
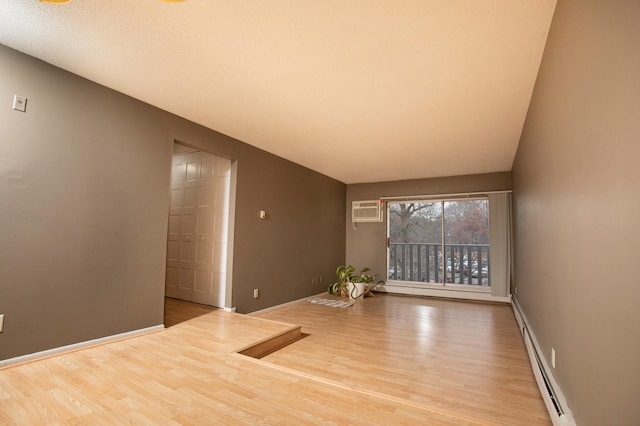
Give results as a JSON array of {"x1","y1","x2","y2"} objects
[{"x1": 165, "y1": 142, "x2": 232, "y2": 308}]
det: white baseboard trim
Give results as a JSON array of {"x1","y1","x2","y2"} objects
[
  {"x1": 379, "y1": 284, "x2": 511, "y2": 303},
  {"x1": 247, "y1": 292, "x2": 327, "y2": 316},
  {"x1": 511, "y1": 297, "x2": 576, "y2": 426},
  {"x1": 0, "y1": 324, "x2": 164, "y2": 369}
]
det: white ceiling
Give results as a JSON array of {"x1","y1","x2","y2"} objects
[{"x1": 0, "y1": 0, "x2": 556, "y2": 184}]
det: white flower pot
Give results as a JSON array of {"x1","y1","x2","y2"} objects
[{"x1": 347, "y1": 282, "x2": 366, "y2": 299}]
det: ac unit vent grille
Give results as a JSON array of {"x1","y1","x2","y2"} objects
[{"x1": 352, "y1": 200, "x2": 383, "y2": 222}]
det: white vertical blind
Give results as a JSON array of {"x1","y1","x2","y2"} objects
[{"x1": 489, "y1": 192, "x2": 512, "y2": 297}]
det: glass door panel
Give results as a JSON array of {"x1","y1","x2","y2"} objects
[
  {"x1": 443, "y1": 200, "x2": 490, "y2": 286},
  {"x1": 388, "y1": 202, "x2": 443, "y2": 284}
]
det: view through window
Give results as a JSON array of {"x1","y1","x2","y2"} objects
[{"x1": 388, "y1": 199, "x2": 490, "y2": 288}]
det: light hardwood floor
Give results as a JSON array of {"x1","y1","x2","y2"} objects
[
  {"x1": 255, "y1": 294, "x2": 551, "y2": 425},
  {"x1": 0, "y1": 295, "x2": 550, "y2": 425}
]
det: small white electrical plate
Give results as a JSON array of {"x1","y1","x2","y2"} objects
[
  {"x1": 0, "y1": 314, "x2": 4, "y2": 333},
  {"x1": 13, "y1": 95, "x2": 27, "y2": 112},
  {"x1": 253, "y1": 289, "x2": 259, "y2": 299},
  {"x1": 551, "y1": 348, "x2": 556, "y2": 368},
  {"x1": 259, "y1": 210, "x2": 266, "y2": 219}
]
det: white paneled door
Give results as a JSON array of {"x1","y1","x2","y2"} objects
[{"x1": 165, "y1": 150, "x2": 230, "y2": 307}]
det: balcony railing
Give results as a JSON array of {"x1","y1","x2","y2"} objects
[{"x1": 389, "y1": 243, "x2": 490, "y2": 286}]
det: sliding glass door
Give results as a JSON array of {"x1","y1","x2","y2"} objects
[
  {"x1": 387, "y1": 198, "x2": 491, "y2": 290},
  {"x1": 388, "y1": 202, "x2": 442, "y2": 282}
]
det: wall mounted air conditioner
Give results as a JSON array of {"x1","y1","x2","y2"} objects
[{"x1": 352, "y1": 200, "x2": 383, "y2": 222}]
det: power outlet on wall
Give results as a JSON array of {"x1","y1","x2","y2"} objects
[
  {"x1": 253, "y1": 289, "x2": 259, "y2": 299},
  {"x1": 551, "y1": 348, "x2": 556, "y2": 369},
  {"x1": 0, "y1": 314, "x2": 4, "y2": 333}
]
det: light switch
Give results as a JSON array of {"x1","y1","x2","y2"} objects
[{"x1": 13, "y1": 95, "x2": 27, "y2": 112}]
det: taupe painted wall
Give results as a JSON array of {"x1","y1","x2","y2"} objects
[
  {"x1": 346, "y1": 172, "x2": 511, "y2": 279},
  {"x1": 511, "y1": 1, "x2": 640, "y2": 424},
  {"x1": 0, "y1": 44, "x2": 345, "y2": 360}
]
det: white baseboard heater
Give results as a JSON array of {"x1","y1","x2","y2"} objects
[{"x1": 511, "y1": 298, "x2": 576, "y2": 426}]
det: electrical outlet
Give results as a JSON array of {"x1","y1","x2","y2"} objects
[
  {"x1": 0, "y1": 314, "x2": 4, "y2": 333},
  {"x1": 551, "y1": 348, "x2": 556, "y2": 368},
  {"x1": 253, "y1": 289, "x2": 259, "y2": 299}
]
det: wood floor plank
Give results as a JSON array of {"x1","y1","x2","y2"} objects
[
  {"x1": 0, "y1": 295, "x2": 550, "y2": 425},
  {"x1": 254, "y1": 294, "x2": 551, "y2": 426}
]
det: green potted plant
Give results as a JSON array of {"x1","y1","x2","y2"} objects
[{"x1": 327, "y1": 265, "x2": 384, "y2": 299}]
